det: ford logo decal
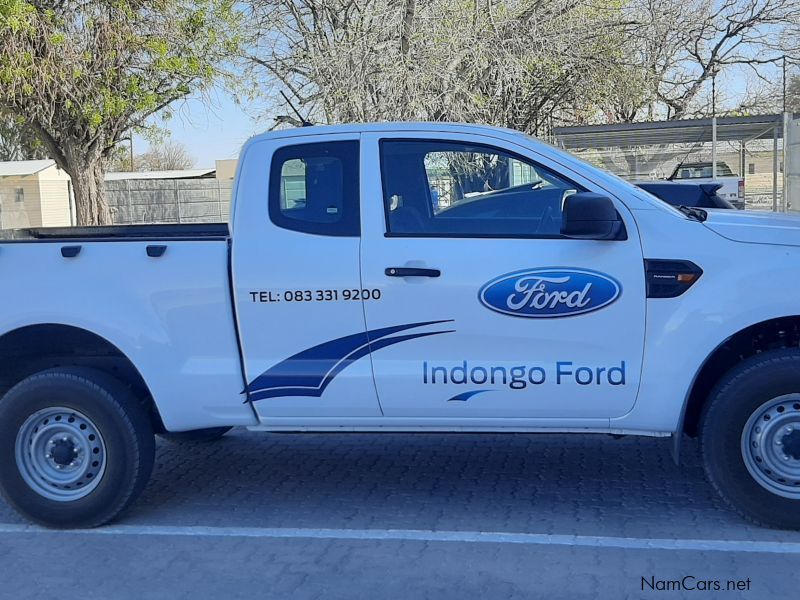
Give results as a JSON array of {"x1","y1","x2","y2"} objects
[{"x1": 478, "y1": 268, "x2": 621, "y2": 318}]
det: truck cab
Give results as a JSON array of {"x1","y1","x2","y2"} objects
[
  {"x1": 232, "y1": 125, "x2": 648, "y2": 426},
  {"x1": 2, "y1": 123, "x2": 800, "y2": 529}
]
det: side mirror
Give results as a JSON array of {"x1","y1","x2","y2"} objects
[{"x1": 560, "y1": 192, "x2": 625, "y2": 240}]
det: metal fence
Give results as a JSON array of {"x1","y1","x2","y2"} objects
[
  {"x1": 554, "y1": 114, "x2": 795, "y2": 212},
  {"x1": 566, "y1": 141, "x2": 783, "y2": 211},
  {"x1": 105, "y1": 179, "x2": 233, "y2": 224}
]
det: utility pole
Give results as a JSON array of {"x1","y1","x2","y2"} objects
[
  {"x1": 783, "y1": 55, "x2": 787, "y2": 113},
  {"x1": 129, "y1": 134, "x2": 135, "y2": 171},
  {"x1": 711, "y1": 68, "x2": 718, "y2": 180},
  {"x1": 782, "y1": 56, "x2": 788, "y2": 211},
  {"x1": 711, "y1": 71, "x2": 716, "y2": 116}
]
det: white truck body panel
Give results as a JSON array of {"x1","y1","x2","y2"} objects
[
  {"x1": 0, "y1": 239, "x2": 255, "y2": 430},
  {"x1": 231, "y1": 132, "x2": 381, "y2": 419},
  {"x1": 2, "y1": 122, "x2": 800, "y2": 437},
  {"x1": 702, "y1": 209, "x2": 800, "y2": 246}
]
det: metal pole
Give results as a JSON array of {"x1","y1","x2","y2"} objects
[
  {"x1": 741, "y1": 140, "x2": 747, "y2": 209},
  {"x1": 712, "y1": 117, "x2": 717, "y2": 180},
  {"x1": 711, "y1": 72, "x2": 717, "y2": 179},
  {"x1": 783, "y1": 111, "x2": 789, "y2": 212},
  {"x1": 740, "y1": 140, "x2": 745, "y2": 181},
  {"x1": 773, "y1": 124, "x2": 779, "y2": 212},
  {"x1": 129, "y1": 135, "x2": 134, "y2": 171},
  {"x1": 712, "y1": 73, "x2": 716, "y2": 116},
  {"x1": 782, "y1": 57, "x2": 789, "y2": 211},
  {"x1": 783, "y1": 56, "x2": 787, "y2": 114}
]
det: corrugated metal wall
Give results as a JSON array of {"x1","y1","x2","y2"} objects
[
  {"x1": 786, "y1": 116, "x2": 800, "y2": 212},
  {"x1": 105, "y1": 179, "x2": 234, "y2": 224}
]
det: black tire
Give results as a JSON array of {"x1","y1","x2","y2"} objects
[
  {"x1": 158, "y1": 426, "x2": 232, "y2": 443},
  {"x1": 0, "y1": 368, "x2": 155, "y2": 528},
  {"x1": 700, "y1": 349, "x2": 800, "y2": 529}
]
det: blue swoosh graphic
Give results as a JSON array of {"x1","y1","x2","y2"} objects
[
  {"x1": 447, "y1": 390, "x2": 495, "y2": 402},
  {"x1": 247, "y1": 320, "x2": 454, "y2": 402}
]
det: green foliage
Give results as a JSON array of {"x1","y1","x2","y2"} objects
[
  {"x1": 0, "y1": 1, "x2": 35, "y2": 34},
  {"x1": 0, "y1": 0, "x2": 242, "y2": 223},
  {"x1": 0, "y1": 111, "x2": 47, "y2": 160},
  {"x1": 0, "y1": 0, "x2": 242, "y2": 150}
]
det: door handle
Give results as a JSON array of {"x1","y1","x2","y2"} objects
[{"x1": 385, "y1": 267, "x2": 441, "y2": 278}]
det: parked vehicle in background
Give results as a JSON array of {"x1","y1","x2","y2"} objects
[
  {"x1": 634, "y1": 181, "x2": 735, "y2": 209},
  {"x1": 669, "y1": 161, "x2": 745, "y2": 209},
  {"x1": 3, "y1": 122, "x2": 800, "y2": 531}
]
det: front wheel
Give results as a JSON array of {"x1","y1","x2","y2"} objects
[
  {"x1": 701, "y1": 349, "x2": 800, "y2": 529},
  {"x1": 0, "y1": 368, "x2": 155, "y2": 528}
]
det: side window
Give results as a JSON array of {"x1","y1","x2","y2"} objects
[
  {"x1": 380, "y1": 140, "x2": 582, "y2": 237},
  {"x1": 269, "y1": 140, "x2": 360, "y2": 236}
]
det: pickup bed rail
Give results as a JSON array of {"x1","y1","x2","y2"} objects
[{"x1": 0, "y1": 223, "x2": 230, "y2": 242}]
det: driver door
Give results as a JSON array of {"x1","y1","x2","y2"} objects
[{"x1": 359, "y1": 131, "x2": 646, "y2": 422}]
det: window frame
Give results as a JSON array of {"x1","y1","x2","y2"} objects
[
  {"x1": 378, "y1": 138, "x2": 587, "y2": 240},
  {"x1": 269, "y1": 140, "x2": 360, "y2": 237}
]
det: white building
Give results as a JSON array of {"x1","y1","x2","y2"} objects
[{"x1": 0, "y1": 160, "x2": 72, "y2": 229}]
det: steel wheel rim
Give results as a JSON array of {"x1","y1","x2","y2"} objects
[
  {"x1": 741, "y1": 394, "x2": 800, "y2": 499},
  {"x1": 15, "y1": 407, "x2": 107, "y2": 501}
]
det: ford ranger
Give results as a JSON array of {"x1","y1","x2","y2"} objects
[{"x1": 1, "y1": 123, "x2": 800, "y2": 530}]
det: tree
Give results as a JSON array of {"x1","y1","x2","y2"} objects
[
  {"x1": 619, "y1": 0, "x2": 800, "y2": 121},
  {"x1": 0, "y1": 1, "x2": 241, "y2": 225},
  {"x1": 0, "y1": 112, "x2": 47, "y2": 161},
  {"x1": 137, "y1": 140, "x2": 195, "y2": 171},
  {"x1": 243, "y1": 0, "x2": 631, "y2": 135},
  {"x1": 106, "y1": 139, "x2": 195, "y2": 172}
]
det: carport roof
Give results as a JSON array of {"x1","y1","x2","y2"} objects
[{"x1": 554, "y1": 114, "x2": 786, "y2": 149}]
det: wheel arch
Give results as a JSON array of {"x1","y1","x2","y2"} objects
[
  {"x1": 676, "y1": 316, "x2": 800, "y2": 458},
  {"x1": 0, "y1": 323, "x2": 165, "y2": 432}
]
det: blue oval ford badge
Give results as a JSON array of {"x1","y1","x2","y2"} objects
[{"x1": 478, "y1": 268, "x2": 621, "y2": 318}]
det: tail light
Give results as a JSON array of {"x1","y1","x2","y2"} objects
[{"x1": 738, "y1": 179, "x2": 745, "y2": 199}]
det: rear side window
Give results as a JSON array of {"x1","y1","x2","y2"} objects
[{"x1": 269, "y1": 141, "x2": 360, "y2": 236}]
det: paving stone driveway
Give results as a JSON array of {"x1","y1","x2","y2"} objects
[{"x1": 1, "y1": 430, "x2": 798, "y2": 599}]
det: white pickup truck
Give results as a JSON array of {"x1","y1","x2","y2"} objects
[
  {"x1": 669, "y1": 161, "x2": 746, "y2": 209},
  {"x1": 2, "y1": 122, "x2": 800, "y2": 530}
]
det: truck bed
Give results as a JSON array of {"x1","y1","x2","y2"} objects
[
  {"x1": 0, "y1": 221, "x2": 247, "y2": 431},
  {"x1": 0, "y1": 223, "x2": 230, "y2": 242}
]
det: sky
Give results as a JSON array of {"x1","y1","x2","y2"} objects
[{"x1": 133, "y1": 90, "x2": 269, "y2": 169}]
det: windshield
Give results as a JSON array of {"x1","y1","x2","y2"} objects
[{"x1": 517, "y1": 133, "x2": 688, "y2": 219}]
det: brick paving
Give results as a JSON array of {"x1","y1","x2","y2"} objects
[{"x1": 1, "y1": 430, "x2": 797, "y2": 598}]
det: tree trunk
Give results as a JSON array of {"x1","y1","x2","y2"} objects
[
  {"x1": 399, "y1": 0, "x2": 416, "y2": 59},
  {"x1": 68, "y1": 158, "x2": 111, "y2": 226}
]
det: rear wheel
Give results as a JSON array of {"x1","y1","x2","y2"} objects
[
  {"x1": 0, "y1": 368, "x2": 154, "y2": 528},
  {"x1": 700, "y1": 349, "x2": 800, "y2": 529}
]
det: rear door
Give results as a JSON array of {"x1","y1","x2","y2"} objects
[
  {"x1": 359, "y1": 131, "x2": 646, "y2": 422},
  {"x1": 231, "y1": 134, "x2": 382, "y2": 420}
]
